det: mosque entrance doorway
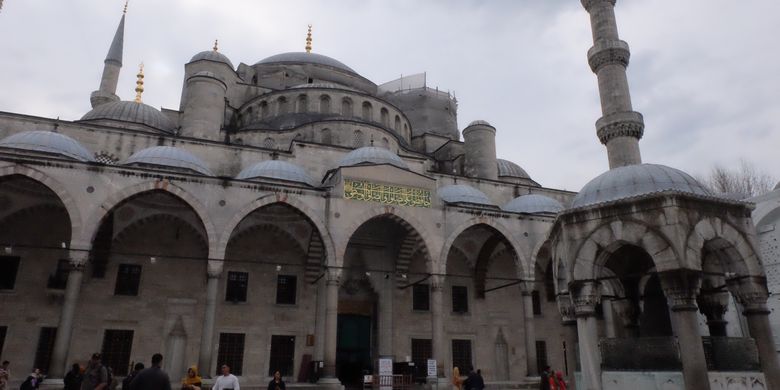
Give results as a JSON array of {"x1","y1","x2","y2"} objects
[{"x1": 337, "y1": 313, "x2": 373, "y2": 386}]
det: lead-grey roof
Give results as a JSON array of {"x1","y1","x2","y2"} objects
[
  {"x1": 237, "y1": 160, "x2": 317, "y2": 186},
  {"x1": 0, "y1": 131, "x2": 95, "y2": 162},
  {"x1": 81, "y1": 101, "x2": 176, "y2": 133},
  {"x1": 438, "y1": 184, "x2": 494, "y2": 206},
  {"x1": 467, "y1": 120, "x2": 492, "y2": 127},
  {"x1": 338, "y1": 147, "x2": 408, "y2": 169},
  {"x1": 504, "y1": 194, "x2": 563, "y2": 214},
  {"x1": 190, "y1": 50, "x2": 234, "y2": 69},
  {"x1": 124, "y1": 146, "x2": 212, "y2": 175},
  {"x1": 291, "y1": 82, "x2": 359, "y2": 92},
  {"x1": 256, "y1": 52, "x2": 357, "y2": 74},
  {"x1": 497, "y1": 159, "x2": 531, "y2": 179},
  {"x1": 571, "y1": 163, "x2": 711, "y2": 208}
]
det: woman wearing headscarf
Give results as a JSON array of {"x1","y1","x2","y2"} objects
[{"x1": 181, "y1": 366, "x2": 202, "y2": 390}]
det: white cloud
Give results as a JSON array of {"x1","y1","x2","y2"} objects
[{"x1": 0, "y1": 0, "x2": 778, "y2": 190}]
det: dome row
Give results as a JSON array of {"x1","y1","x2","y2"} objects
[{"x1": 438, "y1": 184, "x2": 563, "y2": 214}]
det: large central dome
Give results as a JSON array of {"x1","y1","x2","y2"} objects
[{"x1": 255, "y1": 52, "x2": 356, "y2": 74}]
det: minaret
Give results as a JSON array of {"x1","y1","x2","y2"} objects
[
  {"x1": 305, "y1": 24, "x2": 313, "y2": 53},
  {"x1": 90, "y1": 2, "x2": 127, "y2": 108},
  {"x1": 582, "y1": 0, "x2": 644, "y2": 169}
]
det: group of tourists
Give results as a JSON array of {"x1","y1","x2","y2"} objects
[
  {"x1": 451, "y1": 367, "x2": 485, "y2": 390},
  {"x1": 0, "y1": 362, "x2": 45, "y2": 390},
  {"x1": 539, "y1": 366, "x2": 567, "y2": 390}
]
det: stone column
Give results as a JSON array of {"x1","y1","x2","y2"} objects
[
  {"x1": 521, "y1": 284, "x2": 538, "y2": 376},
  {"x1": 49, "y1": 250, "x2": 88, "y2": 377},
  {"x1": 571, "y1": 281, "x2": 602, "y2": 390},
  {"x1": 314, "y1": 277, "x2": 327, "y2": 362},
  {"x1": 197, "y1": 263, "x2": 222, "y2": 377},
  {"x1": 660, "y1": 271, "x2": 710, "y2": 390},
  {"x1": 558, "y1": 294, "x2": 579, "y2": 390},
  {"x1": 733, "y1": 277, "x2": 780, "y2": 390},
  {"x1": 602, "y1": 298, "x2": 616, "y2": 338},
  {"x1": 319, "y1": 269, "x2": 341, "y2": 385},
  {"x1": 377, "y1": 274, "x2": 394, "y2": 358},
  {"x1": 697, "y1": 291, "x2": 730, "y2": 337},
  {"x1": 430, "y1": 276, "x2": 446, "y2": 382}
]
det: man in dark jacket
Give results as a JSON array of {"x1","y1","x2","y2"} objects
[
  {"x1": 128, "y1": 354, "x2": 171, "y2": 390},
  {"x1": 122, "y1": 363, "x2": 144, "y2": 390},
  {"x1": 471, "y1": 369, "x2": 485, "y2": 390},
  {"x1": 64, "y1": 363, "x2": 84, "y2": 390},
  {"x1": 539, "y1": 366, "x2": 551, "y2": 390}
]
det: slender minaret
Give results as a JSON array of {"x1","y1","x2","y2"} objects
[
  {"x1": 582, "y1": 0, "x2": 644, "y2": 169},
  {"x1": 90, "y1": 2, "x2": 127, "y2": 108}
]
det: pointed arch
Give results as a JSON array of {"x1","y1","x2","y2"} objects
[
  {"x1": 686, "y1": 217, "x2": 763, "y2": 277},
  {"x1": 439, "y1": 217, "x2": 528, "y2": 279},
  {"x1": 79, "y1": 180, "x2": 217, "y2": 257},
  {"x1": 0, "y1": 165, "x2": 82, "y2": 246}
]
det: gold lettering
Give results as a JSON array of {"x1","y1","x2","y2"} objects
[{"x1": 343, "y1": 179, "x2": 431, "y2": 208}]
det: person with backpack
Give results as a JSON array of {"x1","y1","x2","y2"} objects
[{"x1": 80, "y1": 353, "x2": 108, "y2": 390}]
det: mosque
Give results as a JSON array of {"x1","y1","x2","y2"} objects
[{"x1": 1, "y1": 1, "x2": 779, "y2": 389}]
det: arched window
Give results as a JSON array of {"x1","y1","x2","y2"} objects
[
  {"x1": 277, "y1": 97, "x2": 288, "y2": 115},
  {"x1": 263, "y1": 137, "x2": 276, "y2": 149},
  {"x1": 382, "y1": 137, "x2": 389, "y2": 149},
  {"x1": 403, "y1": 123, "x2": 409, "y2": 140},
  {"x1": 260, "y1": 101, "x2": 269, "y2": 118},
  {"x1": 342, "y1": 98, "x2": 353, "y2": 117},
  {"x1": 353, "y1": 130, "x2": 365, "y2": 148},
  {"x1": 320, "y1": 95, "x2": 331, "y2": 114},
  {"x1": 297, "y1": 94, "x2": 308, "y2": 113},
  {"x1": 380, "y1": 108, "x2": 389, "y2": 127},
  {"x1": 394, "y1": 115, "x2": 401, "y2": 132},
  {"x1": 362, "y1": 102, "x2": 373, "y2": 121},
  {"x1": 321, "y1": 128, "x2": 332, "y2": 144}
]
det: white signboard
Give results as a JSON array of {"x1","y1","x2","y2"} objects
[
  {"x1": 379, "y1": 358, "x2": 393, "y2": 376},
  {"x1": 427, "y1": 359, "x2": 437, "y2": 377}
]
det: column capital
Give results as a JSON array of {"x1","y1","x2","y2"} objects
[
  {"x1": 430, "y1": 275, "x2": 445, "y2": 292},
  {"x1": 67, "y1": 249, "x2": 89, "y2": 268},
  {"x1": 207, "y1": 260, "x2": 224, "y2": 278},
  {"x1": 731, "y1": 276, "x2": 770, "y2": 314},
  {"x1": 556, "y1": 293, "x2": 577, "y2": 324},
  {"x1": 697, "y1": 291, "x2": 729, "y2": 319},
  {"x1": 660, "y1": 270, "x2": 702, "y2": 311},
  {"x1": 581, "y1": 0, "x2": 616, "y2": 12},
  {"x1": 570, "y1": 280, "x2": 601, "y2": 317},
  {"x1": 520, "y1": 281, "x2": 537, "y2": 296},
  {"x1": 325, "y1": 268, "x2": 342, "y2": 286}
]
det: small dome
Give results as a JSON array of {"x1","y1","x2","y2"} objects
[
  {"x1": 255, "y1": 52, "x2": 357, "y2": 74},
  {"x1": 504, "y1": 194, "x2": 563, "y2": 214},
  {"x1": 438, "y1": 185, "x2": 494, "y2": 206},
  {"x1": 81, "y1": 101, "x2": 176, "y2": 133},
  {"x1": 338, "y1": 147, "x2": 408, "y2": 169},
  {"x1": 237, "y1": 160, "x2": 316, "y2": 186},
  {"x1": 190, "y1": 50, "x2": 234, "y2": 69},
  {"x1": 571, "y1": 163, "x2": 711, "y2": 208},
  {"x1": 497, "y1": 159, "x2": 530, "y2": 179},
  {"x1": 0, "y1": 131, "x2": 95, "y2": 162},
  {"x1": 124, "y1": 146, "x2": 212, "y2": 175},
  {"x1": 467, "y1": 120, "x2": 493, "y2": 127}
]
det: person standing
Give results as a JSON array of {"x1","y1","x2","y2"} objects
[
  {"x1": 181, "y1": 366, "x2": 202, "y2": 390},
  {"x1": 471, "y1": 369, "x2": 484, "y2": 390},
  {"x1": 212, "y1": 364, "x2": 240, "y2": 390},
  {"x1": 539, "y1": 366, "x2": 551, "y2": 390},
  {"x1": 267, "y1": 370, "x2": 285, "y2": 390},
  {"x1": 128, "y1": 354, "x2": 171, "y2": 390},
  {"x1": 64, "y1": 363, "x2": 84, "y2": 390},
  {"x1": 554, "y1": 371, "x2": 567, "y2": 390},
  {"x1": 122, "y1": 363, "x2": 144, "y2": 390},
  {"x1": 81, "y1": 354, "x2": 108, "y2": 390},
  {"x1": 0, "y1": 361, "x2": 9, "y2": 390}
]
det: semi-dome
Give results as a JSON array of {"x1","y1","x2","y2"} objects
[
  {"x1": 0, "y1": 131, "x2": 95, "y2": 162},
  {"x1": 237, "y1": 160, "x2": 316, "y2": 186},
  {"x1": 504, "y1": 194, "x2": 563, "y2": 214},
  {"x1": 338, "y1": 147, "x2": 408, "y2": 169},
  {"x1": 438, "y1": 184, "x2": 494, "y2": 206},
  {"x1": 255, "y1": 52, "x2": 356, "y2": 74},
  {"x1": 190, "y1": 50, "x2": 234, "y2": 69},
  {"x1": 571, "y1": 163, "x2": 711, "y2": 208},
  {"x1": 124, "y1": 146, "x2": 212, "y2": 175},
  {"x1": 81, "y1": 101, "x2": 176, "y2": 133},
  {"x1": 497, "y1": 159, "x2": 531, "y2": 179}
]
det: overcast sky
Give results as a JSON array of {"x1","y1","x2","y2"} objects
[{"x1": 1, "y1": 1, "x2": 778, "y2": 191}]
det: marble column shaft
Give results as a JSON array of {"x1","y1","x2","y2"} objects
[{"x1": 49, "y1": 251, "x2": 87, "y2": 377}]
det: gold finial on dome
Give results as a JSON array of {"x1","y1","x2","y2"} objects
[
  {"x1": 213, "y1": 39, "x2": 219, "y2": 52},
  {"x1": 134, "y1": 62, "x2": 145, "y2": 103},
  {"x1": 305, "y1": 24, "x2": 313, "y2": 53},
  {"x1": 123, "y1": 0, "x2": 129, "y2": 14}
]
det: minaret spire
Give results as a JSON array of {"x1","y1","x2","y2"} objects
[
  {"x1": 134, "y1": 63, "x2": 144, "y2": 103},
  {"x1": 305, "y1": 24, "x2": 313, "y2": 53},
  {"x1": 582, "y1": 0, "x2": 644, "y2": 169},
  {"x1": 90, "y1": 2, "x2": 127, "y2": 108}
]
